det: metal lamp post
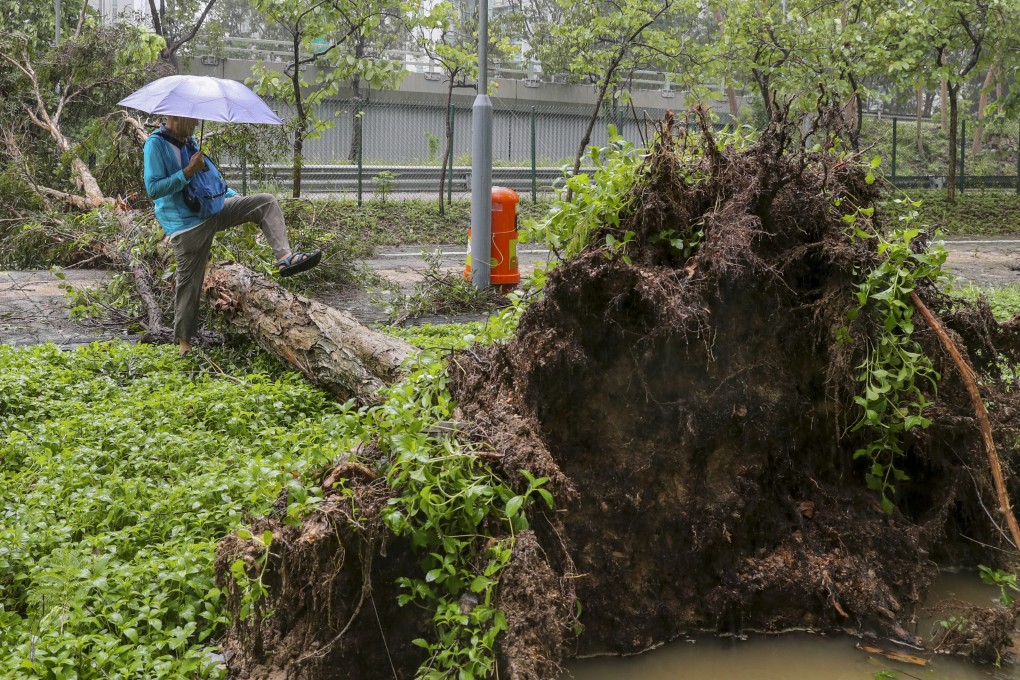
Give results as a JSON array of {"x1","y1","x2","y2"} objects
[{"x1": 469, "y1": 0, "x2": 492, "y2": 289}]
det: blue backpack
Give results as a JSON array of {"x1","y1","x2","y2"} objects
[{"x1": 156, "y1": 131, "x2": 228, "y2": 219}]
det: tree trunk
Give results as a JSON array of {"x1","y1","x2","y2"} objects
[
  {"x1": 348, "y1": 35, "x2": 366, "y2": 163},
  {"x1": 971, "y1": 64, "x2": 997, "y2": 158},
  {"x1": 291, "y1": 35, "x2": 305, "y2": 199},
  {"x1": 438, "y1": 81, "x2": 454, "y2": 216},
  {"x1": 205, "y1": 263, "x2": 413, "y2": 403},
  {"x1": 573, "y1": 58, "x2": 621, "y2": 179},
  {"x1": 916, "y1": 82, "x2": 924, "y2": 155},
  {"x1": 947, "y1": 85, "x2": 958, "y2": 204},
  {"x1": 940, "y1": 78, "x2": 949, "y2": 132},
  {"x1": 752, "y1": 69, "x2": 773, "y2": 123}
]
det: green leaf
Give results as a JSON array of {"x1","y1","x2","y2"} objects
[{"x1": 505, "y1": 495, "x2": 524, "y2": 517}]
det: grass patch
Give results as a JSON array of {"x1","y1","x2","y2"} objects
[
  {"x1": 951, "y1": 282, "x2": 1020, "y2": 322},
  {"x1": 380, "y1": 321, "x2": 489, "y2": 350},
  {"x1": 281, "y1": 198, "x2": 555, "y2": 254},
  {"x1": 894, "y1": 189, "x2": 1020, "y2": 237},
  {"x1": 0, "y1": 341, "x2": 352, "y2": 679}
]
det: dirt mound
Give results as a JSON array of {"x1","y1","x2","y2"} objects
[{"x1": 217, "y1": 112, "x2": 1020, "y2": 678}]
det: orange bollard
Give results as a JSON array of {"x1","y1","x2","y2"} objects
[{"x1": 464, "y1": 186, "x2": 520, "y2": 288}]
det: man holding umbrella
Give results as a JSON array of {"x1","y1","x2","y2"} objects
[{"x1": 124, "y1": 76, "x2": 321, "y2": 355}]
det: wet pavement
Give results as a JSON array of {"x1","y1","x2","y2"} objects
[
  {"x1": 0, "y1": 245, "x2": 555, "y2": 347},
  {"x1": 1, "y1": 241, "x2": 1017, "y2": 348},
  {"x1": 0, "y1": 270, "x2": 127, "y2": 349}
]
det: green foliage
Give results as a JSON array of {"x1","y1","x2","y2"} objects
[
  {"x1": 937, "y1": 614, "x2": 969, "y2": 636},
  {"x1": 372, "y1": 170, "x2": 398, "y2": 202},
  {"x1": 0, "y1": 210, "x2": 123, "y2": 270},
  {"x1": 903, "y1": 189, "x2": 1020, "y2": 237},
  {"x1": 380, "y1": 322, "x2": 490, "y2": 352},
  {"x1": 201, "y1": 124, "x2": 290, "y2": 191},
  {"x1": 952, "y1": 282, "x2": 1020, "y2": 322},
  {"x1": 376, "y1": 356, "x2": 553, "y2": 679},
  {"x1": 527, "y1": 126, "x2": 644, "y2": 258},
  {"x1": 229, "y1": 530, "x2": 275, "y2": 621},
  {"x1": 424, "y1": 132, "x2": 441, "y2": 162},
  {"x1": 978, "y1": 565, "x2": 1020, "y2": 606},
  {"x1": 383, "y1": 250, "x2": 509, "y2": 323},
  {"x1": 846, "y1": 203, "x2": 946, "y2": 513},
  {"x1": 0, "y1": 341, "x2": 346, "y2": 678},
  {"x1": 246, "y1": 0, "x2": 404, "y2": 196}
]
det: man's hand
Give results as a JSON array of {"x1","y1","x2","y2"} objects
[{"x1": 183, "y1": 149, "x2": 206, "y2": 179}]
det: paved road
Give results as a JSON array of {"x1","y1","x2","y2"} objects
[
  {"x1": 942, "y1": 238, "x2": 1020, "y2": 289},
  {"x1": 1, "y1": 240, "x2": 1017, "y2": 348}
]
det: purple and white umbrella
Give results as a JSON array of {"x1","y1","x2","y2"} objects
[{"x1": 118, "y1": 75, "x2": 282, "y2": 124}]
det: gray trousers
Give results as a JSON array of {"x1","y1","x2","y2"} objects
[{"x1": 171, "y1": 193, "x2": 291, "y2": 342}]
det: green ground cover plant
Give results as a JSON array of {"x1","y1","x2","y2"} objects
[
  {"x1": 0, "y1": 341, "x2": 346, "y2": 679},
  {"x1": 0, "y1": 304, "x2": 528, "y2": 679}
]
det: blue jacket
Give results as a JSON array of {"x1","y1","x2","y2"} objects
[{"x1": 143, "y1": 128, "x2": 236, "y2": 237}]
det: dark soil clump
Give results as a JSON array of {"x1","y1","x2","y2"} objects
[{"x1": 218, "y1": 112, "x2": 1020, "y2": 678}]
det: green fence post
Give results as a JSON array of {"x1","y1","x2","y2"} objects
[
  {"x1": 617, "y1": 106, "x2": 624, "y2": 137},
  {"x1": 531, "y1": 106, "x2": 537, "y2": 203},
  {"x1": 891, "y1": 117, "x2": 897, "y2": 184},
  {"x1": 357, "y1": 99, "x2": 364, "y2": 207},
  {"x1": 448, "y1": 103, "x2": 454, "y2": 205},
  {"x1": 241, "y1": 157, "x2": 248, "y2": 196},
  {"x1": 959, "y1": 119, "x2": 965, "y2": 194}
]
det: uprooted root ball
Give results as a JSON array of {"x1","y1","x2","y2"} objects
[{"x1": 216, "y1": 114, "x2": 1020, "y2": 678}]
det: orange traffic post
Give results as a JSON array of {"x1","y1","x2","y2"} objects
[{"x1": 465, "y1": 186, "x2": 520, "y2": 288}]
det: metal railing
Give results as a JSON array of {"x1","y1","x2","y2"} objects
[{"x1": 221, "y1": 164, "x2": 566, "y2": 197}]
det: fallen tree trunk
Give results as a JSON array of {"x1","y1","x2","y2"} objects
[{"x1": 204, "y1": 262, "x2": 414, "y2": 403}]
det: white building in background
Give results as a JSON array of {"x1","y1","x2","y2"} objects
[{"x1": 87, "y1": 0, "x2": 151, "y2": 25}]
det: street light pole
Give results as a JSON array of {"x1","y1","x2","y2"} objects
[{"x1": 469, "y1": 0, "x2": 492, "y2": 289}]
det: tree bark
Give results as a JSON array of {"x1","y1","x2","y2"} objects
[
  {"x1": 348, "y1": 34, "x2": 366, "y2": 163},
  {"x1": 947, "y1": 85, "x2": 958, "y2": 204},
  {"x1": 940, "y1": 77, "x2": 949, "y2": 132},
  {"x1": 204, "y1": 263, "x2": 414, "y2": 403},
  {"x1": 916, "y1": 82, "x2": 924, "y2": 155},
  {"x1": 438, "y1": 79, "x2": 455, "y2": 216},
  {"x1": 971, "y1": 63, "x2": 997, "y2": 158},
  {"x1": 291, "y1": 34, "x2": 305, "y2": 199}
]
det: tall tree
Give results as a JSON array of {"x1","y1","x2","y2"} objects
[
  {"x1": 348, "y1": 7, "x2": 407, "y2": 162},
  {"x1": 719, "y1": 0, "x2": 913, "y2": 146},
  {"x1": 247, "y1": 0, "x2": 403, "y2": 198},
  {"x1": 146, "y1": 0, "x2": 220, "y2": 70},
  {"x1": 922, "y1": 0, "x2": 998, "y2": 203},
  {"x1": 1, "y1": 17, "x2": 164, "y2": 207},
  {"x1": 528, "y1": 0, "x2": 700, "y2": 177},
  {"x1": 411, "y1": 0, "x2": 478, "y2": 216}
]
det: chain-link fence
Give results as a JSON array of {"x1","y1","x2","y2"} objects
[
  {"x1": 859, "y1": 114, "x2": 1020, "y2": 192},
  {"x1": 229, "y1": 98, "x2": 679, "y2": 201},
  {"x1": 227, "y1": 100, "x2": 1020, "y2": 200}
]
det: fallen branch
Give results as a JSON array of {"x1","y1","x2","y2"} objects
[
  {"x1": 911, "y1": 290, "x2": 1020, "y2": 552},
  {"x1": 205, "y1": 262, "x2": 414, "y2": 403}
]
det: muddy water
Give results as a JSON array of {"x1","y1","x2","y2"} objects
[{"x1": 564, "y1": 572, "x2": 1020, "y2": 680}]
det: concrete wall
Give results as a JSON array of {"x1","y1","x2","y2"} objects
[{"x1": 184, "y1": 57, "x2": 737, "y2": 163}]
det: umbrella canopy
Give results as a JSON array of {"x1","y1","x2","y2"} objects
[{"x1": 118, "y1": 75, "x2": 282, "y2": 124}]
